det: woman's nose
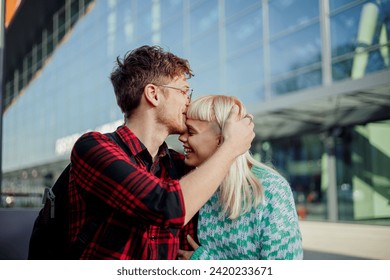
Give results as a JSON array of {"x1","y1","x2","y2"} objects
[{"x1": 178, "y1": 132, "x2": 188, "y2": 143}]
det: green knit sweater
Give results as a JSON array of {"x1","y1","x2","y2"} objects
[{"x1": 190, "y1": 166, "x2": 303, "y2": 260}]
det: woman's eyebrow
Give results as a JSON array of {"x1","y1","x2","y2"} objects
[{"x1": 186, "y1": 124, "x2": 196, "y2": 131}]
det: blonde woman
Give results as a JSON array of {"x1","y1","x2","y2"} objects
[{"x1": 177, "y1": 95, "x2": 303, "y2": 260}]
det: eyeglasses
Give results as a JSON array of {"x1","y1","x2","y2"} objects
[{"x1": 156, "y1": 84, "x2": 193, "y2": 101}]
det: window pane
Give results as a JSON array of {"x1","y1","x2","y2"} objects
[
  {"x1": 338, "y1": 121, "x2": 390, "y2": 224},
  {"x1": 189, "y1": 31, "x2": 219, "y2": 68},
  {"x1": 270, "y1": 24, "x2": 322, "y2": 76},
  {"x1": 161, "y1": 19, "x2": 184, "y2": 52},
  {"x1": 265, "y1": 135, "x2": 327, "y2": 221},
  {"x1": 329, "y1": 0, "x2": 358, "y2": 11},
  {"x1": 136, "y1": 1, "x2": 153, "y2": 36},
  {"x1": 330, "y1": 5, "x2": 361, "y2": 58},
  {"x1": 226, "y1": 8, "x2": 262, "y2": 56},
  {"x1": 225, "y1": 0, "x2": 259, "y2": 19},
  {"x1": 161, "y1": 0, "x2": 183, "y2": 24},
  {"x1": 269, "y1": 0, "x2": 319, "y2": 37},
  {"x1": 190, "y1": 0, "x2": 218, "y2": 37},
  {"x1": 331, "y1": 2, "x2": 390, "y2": 80},
  {"x1": 272, "y1": 70, "x2": 322, "y2": 96},
  {"x1": 191, "y1": 63, "x2": 220, "y2": 96},
  {"x1": 226, "y1": 47, "x2": 263, "y2": 94}
]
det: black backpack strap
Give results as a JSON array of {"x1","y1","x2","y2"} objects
[
  {"x1": 105, "y1": 132, "x2": 137, "y2": 164},
  {"x1": 39, "y1": 164, "x2": 71, "y2": 220}
]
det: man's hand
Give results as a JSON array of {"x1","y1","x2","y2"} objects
[
  {"x1": 222, "y1": 105, "x2": 255, "y2": 157},
  {"x1": 177, "y1": 235, "x2": 199, "y2": 260}
]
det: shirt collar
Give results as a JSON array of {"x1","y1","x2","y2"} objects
[{"x1": 116, "y1": 125, "x2": 169, "y2": 159}]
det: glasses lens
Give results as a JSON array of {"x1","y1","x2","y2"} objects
[{"x1": 189, "y1": 89, "x2": 193, "y2": 100}]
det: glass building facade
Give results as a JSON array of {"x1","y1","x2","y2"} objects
[{"x1": 2, "y1": 0, "x2": 390, "y2": 225}]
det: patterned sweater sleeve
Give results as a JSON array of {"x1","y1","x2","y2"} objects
[
  {"x1": 190, "y1": 246, "x2": 214, "y2": 260},
  {"x1": 256, "y1": 168, "x2": 303, "y2": 259}
]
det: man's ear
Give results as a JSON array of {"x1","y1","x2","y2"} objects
[{"x1": 144, "y1": 84, "x2": 160, "y2": 106}]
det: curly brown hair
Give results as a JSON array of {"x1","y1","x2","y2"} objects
[{"x1": 110, "y1": 45, "x2": 194, "y2": 118}]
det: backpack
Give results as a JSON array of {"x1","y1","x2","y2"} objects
[{"x1": 27, "y1": 132, "x2": 133, "y2": 260}]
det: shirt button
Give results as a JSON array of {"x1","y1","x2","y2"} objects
[{"x1": 150, "y1": 236, "x2": 156, "y2": 241}]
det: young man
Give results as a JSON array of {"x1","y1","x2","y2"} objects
[{"x1": 68, "y1": 45, "x2": 255, "y2": 259}]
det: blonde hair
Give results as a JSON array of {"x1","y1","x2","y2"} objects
[{"x1": 187, "y1": 95, "x2": 277, "y2": 219}]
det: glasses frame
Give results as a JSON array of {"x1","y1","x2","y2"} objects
[{"x1": 155, "y1": 84, "x2": 193, "y2": 101}]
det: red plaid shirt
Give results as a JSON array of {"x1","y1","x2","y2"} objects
[{"x1": 69, "y1": 125, "x2": 197, "y2": 259}]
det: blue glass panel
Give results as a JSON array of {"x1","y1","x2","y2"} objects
[
  {"x1": 136, "y1": 0, "x2": 152, "y2": 12},
  {"x1": 269, "y1": 0, "x2": 319, "y2": 36},
  {"x1": 226, "y1": 47, "x2": 263, "y2": 93},
  {"x1": 115, "y1": 1, "x2": 134, "y2": 46},
  {"x1": 189, "y1": 31, "x2": 219, "y2": 68},
  {"x1": 270, "y1": 24, "x2": 322, "y2": 76},
  {"x1": 330, "y1": 0, "x2": 360, "y2": 11},
  {"x1": 225, "y1": 0, "x2": 259, "y2": 19},
  {"x1": 330, "y1": 1, "x2": 390, "y2": 80},
  {"x1": 136, "y1": 1, "x2": 153, "y2": 37},
  {"x1": 226, "y1": 9, "x2": 262, "y2": 56},
  {"x1": 333, "y1": 49, "x2": 389, "y2": 81},
  {"x1": 332, "y1": 59, "x2": 353, "y2": 81},
  {"x1": 191, "y1": 64, "x2": 220, "y2": 97},
  {"x1": 272, "y1": 69, "x2": 322, "y2": 96},
  {"x1": 161, "y1": 0, "x2": 183, "y2": 23},
  {"x1": 190, "y1": 0, "x2": 218, "y2": 37},
  {"x1": 160, "y1": 19, "x2": 184, "y2": 52},
  {"x1": 330, "y1": 5, "x2": 361, "y2": 57}
]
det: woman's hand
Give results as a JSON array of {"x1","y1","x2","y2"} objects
[{"x1": 177, "y1": 235, "x2": 199, "y2": 260}]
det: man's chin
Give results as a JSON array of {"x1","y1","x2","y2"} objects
[{"x1": 171, "y1": 125, "x2": 187, "y2": 135}]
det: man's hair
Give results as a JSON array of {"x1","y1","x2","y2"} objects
[
  {"x1": 187, "y1": 95, "x2": 278, "y2": 219},
  {"x1": 110, "y1": 45, "x2": 193, "y2": 118}
]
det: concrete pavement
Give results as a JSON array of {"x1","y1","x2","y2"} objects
[{"x1": 1, "y1": 209, "x2": 389, "y2": 260}]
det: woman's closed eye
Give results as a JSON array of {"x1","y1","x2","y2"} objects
[{"x1": 187, "y1": 129, "x2": 196, "y2": 136}]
